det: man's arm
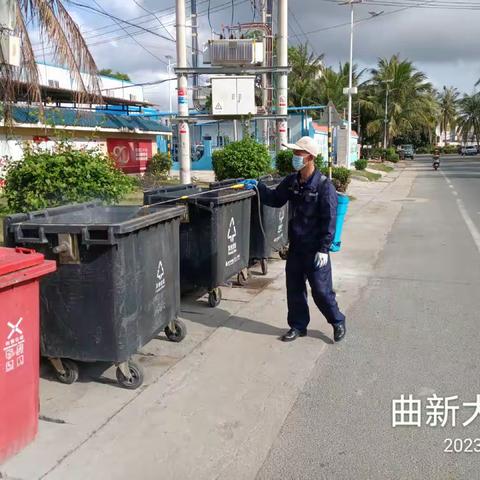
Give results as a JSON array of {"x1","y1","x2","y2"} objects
[
  {"x1": 257, "y1": 175, "x2": 292, "y2": 208},
  {"x1": 317, "y1": 179, "x2": 338, "y2": 253}
]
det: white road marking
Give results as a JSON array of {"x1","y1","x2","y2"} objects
[
  {"x1": 456, "y1": 198, "x2": 480, "y2": 255},
  {"x1": 452, "y1": 191, "x2": 458, "y2": 196},
  {"x1": 441, "y1": 170, "x2": 480, "y2": 255}
]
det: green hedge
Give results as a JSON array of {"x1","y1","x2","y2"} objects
[
  {"x1": 4, "y1": 142, "x2": 135, "y2": 212},
  {"x1": 212, "y1": 137, "x2": 272, "y2": 180},
  {"x1": 354, "y1": 159, "x2": 368, "y2": 170}
]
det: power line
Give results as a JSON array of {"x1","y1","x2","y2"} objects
[
  {"x1": 130, "y1": 0, "x2": 176, "y2": 41},
  {"x1": 35, "y1": 0, "x2": 248, "y2": 56},
  {"x1": 92, "y1": 0, "x2": 169, "y2": 67},
  {"x1": 65, "y1": 0, "x2": 178, "y2": 44},
  {"x1": 101, "y1": 77, "x2": 177, "y2": 91}
]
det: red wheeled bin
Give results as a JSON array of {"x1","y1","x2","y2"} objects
[{"x1": 0, "y1": 247, "x2": 56, "y2": 464}]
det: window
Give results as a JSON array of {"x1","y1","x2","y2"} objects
[{"x1": 48, "y1": 79, "x2": 60, "y2": 88}]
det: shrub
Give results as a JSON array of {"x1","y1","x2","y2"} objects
[
  {"x1": 354, "y1": 159, "x2": 368, "y2": 170},
  {"x1": 276, "y1": 149, "x2": 294, "y2": 176},
  {"x1": 320, "y1": 166, "x2": 351, "y2": 193},
  {"x1": 212, "y1": 137, "x2": 272, "y2": 180},
  {"x1": 441, "y1": 145, "x2": 458, "y2": 154},
  {"x1": 416, "y1": 145, "x2": 433, "y2": 154},
  {"x1": 4, "y1": 142, "x2": 135, "y2": 212},
  {"x1": 385, "y1": 147, "x2": 399, "y2": 163},
  {"x1": 369, "y1": 147, "x2": 384, "y2": 159},
  {"x1": 276, "y1": 149, "x2": 325, "y2": 176},
  {"x1": 146, "y1": 152, "x2": 172, "y2": 177}
]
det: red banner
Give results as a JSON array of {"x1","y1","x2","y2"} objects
[{"x1": 107, "y1": 139, "x2": 153, "y2": 174}]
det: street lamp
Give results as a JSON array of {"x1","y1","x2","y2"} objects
[
  {"x1": 341, "y1": 0, "x2": 362, "y2": 168},
  {"x1": 383, "y1": 78, "x2": 393, "y2": 149},
  {"x1": 165, "y1": 54, "x2": 174, "y2": 114}
]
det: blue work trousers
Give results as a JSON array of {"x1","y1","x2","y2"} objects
[{"x1": 286, "y1": 250, "x2": 345, "y2": 331}]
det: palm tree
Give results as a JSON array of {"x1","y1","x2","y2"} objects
[
  {"x1": 315, "y1": 62, "x2": 364, "y2": 114},
  {"x1": 362, "y1": 55, "x2": 437, "y2": 146},
  {"x1": 1, "y1": 0, "x2": 101, "y2": 116},
  {"x1": 437, "y1": 86, "x2": 459, "y2": 145},
  {"x1": 457, "y1": 93, "x2": 480, "y2": 147},
  {"x1": 287, "y1": 44, "x2": 324, "y2": 107}
]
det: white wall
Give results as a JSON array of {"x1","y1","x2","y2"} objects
[
  {"x1": 36, "y1": 63, "x2": 144, "y2": 103},
  {"x1": 0, "y1": 135, "x2": 105, "y2": 179}
]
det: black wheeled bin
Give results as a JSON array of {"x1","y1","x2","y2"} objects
[
  {"x1": 4, "y1": 202, "x2": 186, "y2": 389},
  {"x1": 144, "y1": 183, "x2": 254, "y2": 308},
  {"x1": 209, "y1": 177, "x2": 290, "y2": 274},
  {"x1": 249, "y1": 176, "x2": 289, "y2": 275}
]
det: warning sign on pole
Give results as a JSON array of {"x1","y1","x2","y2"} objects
[
  {"x1": 279, "y1": 95, "x2": 287, "y2": 107},
  {"x1": 179, "y1": 122, "x2": 187, "y2": 134}
]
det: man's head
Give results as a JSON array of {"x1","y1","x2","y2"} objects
[{"x1": 283, "y1": 136, "x2": 320, "y2": 171}]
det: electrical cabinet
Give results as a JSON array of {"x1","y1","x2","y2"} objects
[
  {"x1": 0, "y1": 33, "x2": 21, "y2": 67},
  {"x1": 212, "y1": 76, "x2": 256, "y2": 116}
]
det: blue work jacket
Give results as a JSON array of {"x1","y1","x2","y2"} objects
[{"x1": 257, "y1": 170, "x2": 337, "y2": 254}]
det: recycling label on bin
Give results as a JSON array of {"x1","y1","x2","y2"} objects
[
  {"x1": 225, "y1": 217, "x2": 241, "y2": 267},
  {"x1": 155, "y1": 260, "x2": 166, "y2": 294},
  {"x1": 3, "y1": 317, "x2": 25, "y2": 374}
]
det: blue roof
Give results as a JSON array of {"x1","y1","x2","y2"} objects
[{"x1": 11, "y1": 106, "x2": 171, "y2": 134}]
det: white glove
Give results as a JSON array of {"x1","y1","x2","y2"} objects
[{"x1": 314, "y1": 252, "x2": 328, "y2": 269}]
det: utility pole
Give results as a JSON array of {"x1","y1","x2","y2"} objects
[
  {"x1": 261, "y1": 0, "x2": 269, "y2": 146},
  {"x1": 383, "y1": 79, "x2": 392, "y2": 150},
  {"x1": 191, "y1": 0, "x2": 198, "y2": 102},
  {"x1": 166, "y1": 55, "x2": 173, "y2": 114},
  {"x1": 276, "y1": 0, "x2": 288, "y2": 152},
  {"x1": 346, "y1": 1, "x2": 354, "y2": 168},
  {"x1": 176, "y1": 0, "x2": 191, "y2": 184},
  {"x1": 328, "y1": 104, "x2": 333, "y2": 180},
  {"x1": 342, "y1": 0, "x2": 361, "y2": 167}
]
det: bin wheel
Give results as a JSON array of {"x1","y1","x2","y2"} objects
[
  {"x1": 116, "y1": 362, "x2": 144, "y2": 390},
  {"x1": 164, "y1": 319, "x2": 187, "y2": 343},
  {"x1": 279, "y1": 247, "x2": 289, "y2": 261},
  {"x1": 54, "y1": 359, "x2": 79, "y2": 385},
  {"x1": 237, "y1": 268, "x2": 249, "y2": 286},
  {"x1": 260, "y1": 258, "x2": 268, "y2": 276},
  {"x1": 208, "y1": 288, "x2": 222, "y2": 308}
]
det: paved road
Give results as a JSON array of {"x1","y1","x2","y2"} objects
[{"x1": 257, "y1": 156, "x2": 480, "y2": 480}]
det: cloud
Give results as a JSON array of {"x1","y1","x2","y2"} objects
[{"x1": 61, "y1": 0, "x2": 480, "y2": 109}]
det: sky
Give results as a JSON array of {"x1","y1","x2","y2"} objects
[{"x1": 44, "y1": 0, "x2": 480, "y2": 108}]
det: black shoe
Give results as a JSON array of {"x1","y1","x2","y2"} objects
[
  {"x1": 333, "y1": 322, "x2": 346, "y2": 342},
  {"x1": 281, "y1": 328, "x2": 307, "y2": 342}
]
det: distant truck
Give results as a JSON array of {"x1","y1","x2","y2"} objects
[{"x1": 398, "y1": 144, "x2": 415, "y2": 160}]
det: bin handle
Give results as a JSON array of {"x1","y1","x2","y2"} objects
[
  {"x1": 81, "y1": 226, "x2": 116, "y2": 245},
  {"x1": 14, "y1": 225, "x2": 48, "y2": 244}
]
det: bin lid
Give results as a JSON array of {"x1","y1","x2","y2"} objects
[{"x1": 0, "y1": 247, "x2": 45, "y2": 276}]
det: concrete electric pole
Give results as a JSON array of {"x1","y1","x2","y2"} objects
[
  {"x1": 342, "y1": 0, "x2": 361, "y2": 168},
  {"x1": 276, "y1": 0, "x2": 288, "y2": 152},
  {"x1": 176, "y1": 0, "x2": 191, "y2": 184}
]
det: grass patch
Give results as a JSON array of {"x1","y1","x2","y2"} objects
[
  {"x1": 367, "y1": 162, "x2": 394, "y2": 173},
  {"x1": 352, "y1": 170, "x2": 382, "y2": 182}
]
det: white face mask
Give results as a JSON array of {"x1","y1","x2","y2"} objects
[{"x1": 292, "y1": 154, "x2": 306, "y2": 171}]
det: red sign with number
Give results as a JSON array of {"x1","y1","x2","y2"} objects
[{"x1": 107, "y1": 139, "x2": 153, "y2": 174}]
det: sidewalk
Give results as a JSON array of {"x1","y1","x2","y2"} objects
[{"x1": 1, "y1": 163, "x2": 416, "y2": 480}]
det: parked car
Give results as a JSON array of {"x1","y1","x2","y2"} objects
[
  {"x1": 461, "y1": 146, "x2": 477, "y2": 156},
  {"x1": 399, "y1": 144, "x2": 415, "y2": 159}
]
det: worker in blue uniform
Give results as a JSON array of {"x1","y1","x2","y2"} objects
[{"x1": 243, "y1": 136, "x2": 346, "y2": 342}]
